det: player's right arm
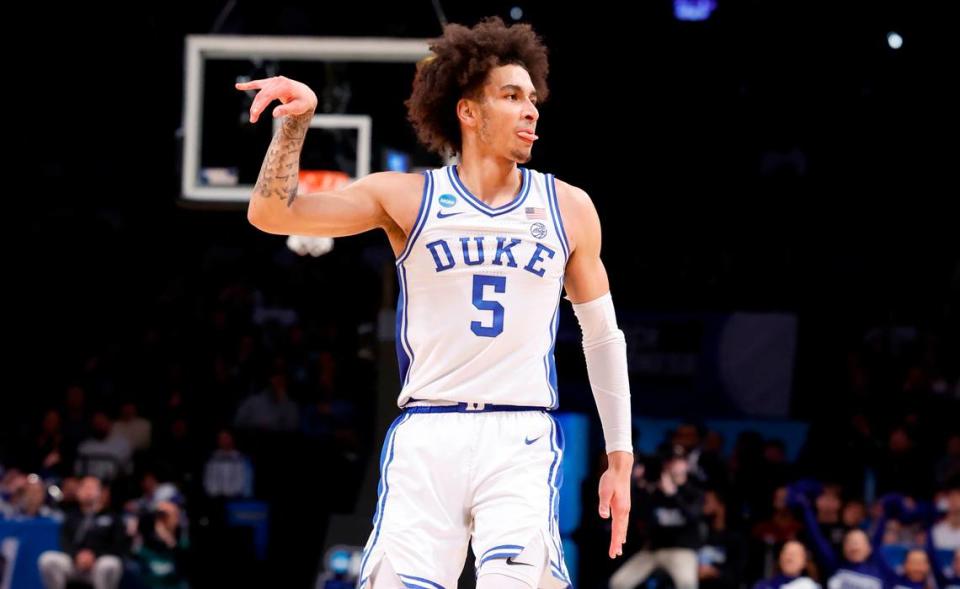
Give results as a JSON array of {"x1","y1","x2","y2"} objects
[{"x1": 238, "y1": 76, "x2": 397, "y2": 237}]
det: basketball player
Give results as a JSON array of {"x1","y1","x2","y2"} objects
[{"x1": 239, "y1": 17, "x2": 632, "y2": 589}]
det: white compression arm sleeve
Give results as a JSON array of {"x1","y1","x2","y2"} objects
[{"x1": 571, "y1": 292, "x2": 633, "y2": 454}]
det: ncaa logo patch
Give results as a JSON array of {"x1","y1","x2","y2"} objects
[
  {"x1": 438, "y1": 193, "x2": 457, "y2": 208},
  {"x1": 530, "y1": 222, "x2": 548, "y2": 239}
]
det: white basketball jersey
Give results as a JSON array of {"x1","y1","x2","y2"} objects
[{"x1": 394, "y1": 164, "x2": 570, "y2": 409}]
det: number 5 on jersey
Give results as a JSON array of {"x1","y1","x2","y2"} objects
[{"x1": 471, "y1": 274, "x2": 506, "y2": 337}]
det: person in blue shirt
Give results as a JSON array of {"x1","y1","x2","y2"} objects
[
  {"x1": 794, "y1": 487, "x2": 942, "y2": 589},
  {"x1": 896, "y1": 549, "x2": 933, "y2": 589},
  {"x1": 752, "y1": 540, "x2": 821, "y2": 589}
]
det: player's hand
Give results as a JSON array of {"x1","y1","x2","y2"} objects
[
  {"x1": 599, "y1": 450, "x2": 633, "y2": 559},
  {"x1": 235, "y1": 76, "x2": 318, "y2": 123}
]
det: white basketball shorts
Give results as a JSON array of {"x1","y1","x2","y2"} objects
[{"x1": 357, "y1": 403, "x2": 572, "y2": 589}]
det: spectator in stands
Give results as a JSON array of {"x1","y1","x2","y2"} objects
[
  {"x1": 300, "y1": 380, "x2": 358, "y2": 458},
  {"x1": 752, "y1": 486, "x2": 803, "y2": 545},
  {"x1": 929, "y1": 548, "x2": 959, "y2": 589},
  {"x1": 747, "y1": 485, "x2": 805, "y2": 584},
  {"x1": 300, "y1": 386, "x2": 339, "y2": 442},
  {"x1": 752, "y1": 541, "x2": 820, "y2": 589},
  {"x1": 876, "y1": 426, "x2": 931, "y2": 499},
  {"x1": 899, "y1": 549, "x2": 933, "y2": 589},
  {"x1": 825, "y1": 529, "x2": 899, "y2": 589},
  {"x1": 157, "y1": 418, "x2": 199, "y2": 482},
  {"x1": 698, "y1": 488, "x2": 746, "y2": 589},
  {"x1": 112, "y1": 401, "x2": 152, "y2": 452},
  {"x1": 155, "y1": 388, "x2": 189, "y2": 434},
  {"x1": 699, "y1": 430, "x2": 731, "y2": 493},
  {"x1": 135, "y1": 500, "x2": 188, "y2": 589},
  {"x1": 842, "y1": 498, "x2": 869, "y2": 531},
  {"x1": 762, "y1": 440, "x2": 795, "y2": 490},
  {"x1": 879, "y1": 491, "x2": 938, "y2": 549},
  {"x1": 125, "y1": 470, "x2": 184, "y2": 517},
  {"x1": 881, "y1": 516, "x2": 925, "y2": 548},
  {"x1": 935, "y1": 435, "x2": 960, "y2": 488},
  {"x1": 30, "y1": 409, "x2": 69, "y2": 479},
  {"x1": 0, "y1": 468, "x2": 26, "y2": 519},
  {"x1": 5, "y1": 474, "x2": 63, "y2": 521},
  {"x1": 203, "y1": 428, "x2": 253, "y2": 499},
  {"x1": 75, "y1": 411, "x2": 132, "y2": 483},
  {"x1": 610, "y1": 445, "x2": 704, "y2": 589},
  {"x1": 794, "y1": 491, "x2": 904, "y2": 589},
  {"x1": 813, "y1": 485, "x2": 846, "y2": 558},
  {"x1": 38, "y1": 476, "x2": 127, "y2": 589},
  {"x1": 673, "y1": 423, "x2": 707, "y2": 482},
  {"x1": 60, "y1": 384, "x2": 91, "y2": 452},
  {"x1": 933, "y1": 485, "x2": 960, "y2": 551},
  {"x1": 234, "y1": 371, "x2": 300, "y2": 432},
  {"x1": 55, "y1": 475, "x2": 80, "y2": 510}
]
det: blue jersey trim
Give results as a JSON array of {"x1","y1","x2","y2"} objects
[
  {"x1": 403, "y1": 403, "x2": 546, "y2": 414},
  {"x1": 358, "y1": 413, "x2": 411, "y2": 582},
  {"x1": 447, "y1": 165, "x2": 531, "y2": 217},
  {"x1": 397, "y1": 573, "x2": 446, "y2": 589},
  {"x1": 395, "y1": 267, "x2": 410, "y2": 385},
  {"x1": 396, "y1": 171, "x2": 434, "y2": 265},
  {"x1": 545, "y1": 174, "x2": 570, "y2": 261}
]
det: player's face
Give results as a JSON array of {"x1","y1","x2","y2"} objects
[{"x1": 475, "y1": 64, "x2": 539, "y2": 163}]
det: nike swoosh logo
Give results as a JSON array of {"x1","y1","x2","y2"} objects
[
  {"x1": 505, "y1": 556, "x2": 534, "y2": 567},
  {"x1": 524, "y1": 436, "x2": 542, "y2": 445},
  {"x1": 436, "y1": 210, "x2": 463, "y2": 218}
]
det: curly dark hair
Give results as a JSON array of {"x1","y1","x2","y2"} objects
[{"x1": 405, "y1": 17, "x2": 550, "y2": 157}]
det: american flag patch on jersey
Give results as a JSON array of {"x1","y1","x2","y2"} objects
[{"x1": 525, "y1": 207, "x2": 546, "y2": 219}]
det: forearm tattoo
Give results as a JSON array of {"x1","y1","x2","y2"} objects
[{"x1": 252, "y1": 112, "x2": 312, "y2": 207}]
